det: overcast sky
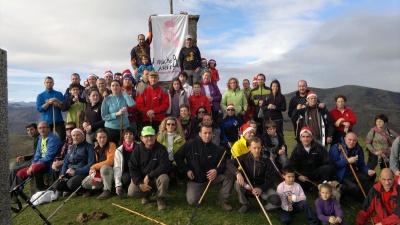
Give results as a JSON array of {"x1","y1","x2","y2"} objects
[{"x1": 1, "y1": 0, "x2": 399, "y2": 102}]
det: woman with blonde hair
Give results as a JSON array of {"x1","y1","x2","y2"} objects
[
  {"x1": 220, "y1": 77, "x2": 247, "y2": 117},
  {"x1": 157, "y1": 117, "x2": 186, "y2": 185}
]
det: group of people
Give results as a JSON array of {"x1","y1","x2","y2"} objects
[{"x1": 9, "y1": 29, "x2": 400, "y2": 224}]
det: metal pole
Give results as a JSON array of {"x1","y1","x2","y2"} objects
[{"x1": 170, "y1": 0, "x2": 173, "y2": 14}]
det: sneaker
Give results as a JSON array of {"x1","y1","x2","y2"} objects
[
  {"x1": 97, "y1": 190, "x2": 111, "y2": 200},
  {"x1": 238, "y1": 204, "x2": 250, "y2": 213},
  {"x1": 141, "y1": 197, "x2": 149, "y2": 205},
  {"x1": 157, "y1": 197, "x2": 166, "y2": 210},
  {"x1": 83, "y1": 190, "x2": 91, "y2": 198},
  {"x1": 215, "y1": 199, "x2": 233, "y2": 211},
  {"x1": 118, "y1": 187, "x2": 126, "y2": 199}
]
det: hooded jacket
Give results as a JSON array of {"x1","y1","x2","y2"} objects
[{"x1": 136, "y1": 84, "x2": 169, "y2": 122}]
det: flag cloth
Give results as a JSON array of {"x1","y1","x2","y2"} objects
[{"x1": 151, "y1": 15, "x2": 188, "y2": 81}]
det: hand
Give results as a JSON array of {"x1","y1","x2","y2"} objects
[
  {"x1": 66, "y1": 168, "x2": 75, "y2": 176},
  {"x1": 139, "y1": 183, "x2": 152, "y2": 192},
  {"x1": 83, "y1": 122, "x2": 89, "y2": 128},
  {"x1": 327, "y1": 137, "x2": 332, "y2": 144},
  {"x1": 395, "y1": 171, "x2": 400, "y2": 177},
  {"x1": 236, "y1": 173, "x2": 244, "y2": 186},
  {"x1": 118, "y1": 106, "x2": 127, "y2": 116},
  {"x1": 146, "y1": 110, "x2": 155, "y2": 118},
  {"x1": 102, "y1": 91, "x2": 109, "y2": 98},
  {"x1": 328, "y1": 216, "x2": 336, "y2": 223},
  {"x1": 342, "y1": 121, "x2": 350, "y2": 127},
  {"x1": 258, "y1": 100, "x2": 263, "y2": 107},
  {"x1": 318, "y1": 102, "x2": 325, "y2": 109},
  {"x1": 72, "y1": 95, "x2": 79, "y2": 102},
  {"x1": 287, "y1": 194, "x2": 293, "y2": 203},
  {"x1": 16, "y1": 156, "x2": 24, "y2": 162},
  {"x1": 27, "y1": 166, "x2": 33, "y2": 176},
  {"x1": 84, "y1": 125, "x2": 92, "y2": 133},
  {"x1": 288, "y1": 205, "x2": 293, "y2": 211},
  {"x1": 296, "y1": 104, "x2": 303, "y2": 110},
  {"x1": 375, "y1": 151, "x2": 382, "y2": 156},
  {"x1": 368, "y1": 170, "x2": 376, "y2": 176},
  {"x1": 298, "y1": 175, "x2": 308, "y2": 182},
  {"x1": 335, "y1": 217, "x2": 342, "y2": 223},
  {"x1": 143, "y1": 175, "x2": 149, "y2": 185},
  {"x1": 278, "y1": 149, "x2": 285, "y2": 155},
  {"x1": 121, "y1": 89, "x2": 126, "y2": 95},
  {"x1": 348, "y1": 156, "x2": 358, "y2": 164},
  {"x1": 116, "y1": 187, "x2": 121, "y2": 195},
  {"x1": 335, "y1": 118, "x2": 344, "y2": 127},
  {"x1": 77, "y1": 111, "x2": 82, "y2": 117},
  {"x1": 187, "y1": 170, "x2": 194, "y2": 180},
  {"x1": 268, "y1": 104, "x2": 274, "y2": 109},
  {"x1": 195, "y1": 67, "x2": 200, "y2": 73},
  {"x1": 252, "y1": 187, "x2": 262, "y2": 197},
  {"x1": 206, "y1": 169, "x2": 217, "y2": 181},
  {"x1": 331, "y1": 181, "x2": 339, "y2": 188},
  {"x1": 208, "y1": 96, "x2": 213, "y2": 102},
  {"x1": 135, "y1": 68, "x2": 139, "y2": 73}
]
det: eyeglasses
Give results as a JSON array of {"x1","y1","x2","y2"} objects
[
  {"x1": 166, "y1": 123, "x2": 175, "y2": 126},
  {"x1": 198, "y1": 111, "x2": 206, "y2": 114},
  {"x1": 227, "y1": 109, "x2": 235, "y2": 111},
  {"x1": 65, "y1": 127, "x2": 75, "y2": 131}
]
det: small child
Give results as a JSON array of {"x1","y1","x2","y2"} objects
[
  {"x1": 137, "y1": 55, "x2": 155, "y2": 82},
  {"x1": 61, "y1": 83, "x2": 84, "y2": 126},
  {"x1": 277, "y1": 166, "x2": 319, "y2": 225},
  {"x1": 264, "y1": 120, "x2": 289, "y2": 166},
  {"x1": 197, "y1": 58, "x2": 208, "y2": 82},
  {"x1": 315, "y1": 183, "x2": 346, "y2": 225},
  {"x1": 208, "y1": 59, "x2": 219, "y2": 83}
]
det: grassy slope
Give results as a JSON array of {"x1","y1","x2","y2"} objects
[{"x1": 11, "y1": 132, "x2": 370, "y2": 225}]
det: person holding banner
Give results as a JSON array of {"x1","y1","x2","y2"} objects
[
  {"x1": 131, "y1": 16, "x2": 153, "y2": 74},
  {"x1": 178, "y1": 34, "x2": 202, "y2": 85}
]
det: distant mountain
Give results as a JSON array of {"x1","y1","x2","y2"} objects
[{"x1": 283, "y1": 85, "x2": 400, "y2": 136}]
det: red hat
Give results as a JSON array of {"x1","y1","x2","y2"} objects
[
  {"x1": 87, "y1": 73, "x2": 98, "y2": 79},
  {"x1": 71, "y1": 128, "x2": 85, "y2": 136},
  {"x1": 201, "y1": 58, "x2": 207, "y2": 63},
  {"x1": 252, "y1": 77, "x2": 257, "y2": 83},
  {"x1": 104, "y1": 70, "x2": 113, "y2": 77},
  {"x1": 300, "y1": 126, "x2": 313, "y2": 136},
  {"x1": 227, "y1": 103, "x2": 235, "y2": 110},
  {"x1": 241, "y1": 124, "x2": 255, "y2": 136},
  {"x1": 208, "y1": 59, "x2": 216, "y2": 64},
  {"x1": 121, "y1": 69, "x2": 132, "y2": 76},
  {"x1": 307, "y1": 90, "x2": 317, "y2": 99}
]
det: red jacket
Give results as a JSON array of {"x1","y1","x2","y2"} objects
[
  {"x1": 136, "y1": 84, "x2": 169, "y2": 122},
  {"x1": 188, "y1": 94, "x2": 211, "y2": 117},
  {"x1": 209, "y1": 67, "x2": 219, "y2": 83},
  {"x1": 356, "y1": 177, "x2": 400, "y2": 225},
  {"x1": 329, "y1": 107, "x2": 357, "y2": 132}
]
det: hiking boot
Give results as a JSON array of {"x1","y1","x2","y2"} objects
[
  {"x1": 97, "y1": 190, "x2": 111, "y2": 200},
  {"x1": 157, "y1": 197, "x2": 166, "y2": 210},
  {"x1": 83, "y1": 190, "x2": 91, "y2": 198},
  {"x1": 141, "y1": 197, "x2": 149, "y2": 205},
  {"x1": 238, "y1": 204, "x2": 250, "y2": 213},
  {"x1": 215, "y1": 199, "x2": 233, "y2": 211},
  {"x1": 118, "y1": 187, "x2": 126, "y2": 199}
]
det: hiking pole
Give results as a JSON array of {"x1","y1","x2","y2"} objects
[
  {"x1": 382, "y1": 155, "x2": 388, "y2": 168},
  {"x1": 270, "y1": 159, "x2": 284, "y2": 181},
  {"x1": 112, "y1": 203, "x2": 167, "y2": 225},
  {"x1": 52, "y1": 105, "x2": 56, "y2": 134},
  {"x1": 187, "y1": 150, "x2": 226, "y2": 225},
  {"x1": 294, "y1": 171, "x2": 318, "y2": 187},
  {"x1": 234, "y1": 156, "x2": 272, "y2": 225}
]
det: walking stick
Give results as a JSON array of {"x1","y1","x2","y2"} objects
[
  {"x1": 112, "y1": 203, "x2": 167, "y2": 225},
  {"x1": 270, "y1": 159, "x2": 284, "y2": 181},
  {"x1": 187, "y1": 150, "x2": 226, "y2": 225},
  {"x1": 52, "y1": 105, "x2": 57, "y2": 134},
  {"x1": 294, "y1": 171, "x2": 318, "y2": 187},
  {"x1": 234, "y1": 156, "x2": 272, "y2": 225}
]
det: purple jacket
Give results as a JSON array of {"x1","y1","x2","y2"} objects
[
  {"x1": 200, "y1": 82, "x2": 222, "y2": 111},
  {"x1": 315, "y1": 197, "x2": 344, "y2": 222}
]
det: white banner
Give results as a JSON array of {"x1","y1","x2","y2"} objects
[{"x1": 150, "y1": 15, "x2": 188, "y2": 81}]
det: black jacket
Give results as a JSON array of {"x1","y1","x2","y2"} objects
[
  {"x1": 129, "y1": 141, "x2": 170, "y2": 186},
  {"x1": 289, "y1": 141, "x2": 332, "y2": 172},
  {"x1": 174, "y1": 136, "x2": 226, "y2": 183}
]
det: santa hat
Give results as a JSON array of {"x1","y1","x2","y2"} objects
[
  {"x1": 104, "y1": 70, "x2": 113, "y2": 77},
  {"x1": 90, "y1": 171, "x2": 102, "y2": 187},
  {"x1": 121, "y1": 69, "x2": 132, "y2": 77},
  {"x1": 307, "y1": 90, "x2": 317, "y2": 99},
  {"x1": 201, "y1": 58, "x2": 207, "y2": 63},
  {"x1": 227, "y1": 103, "x2": 235, "y2": 110},
  {"x1": 300, "y1": 126, "x2": 313, "y2": 136},
  {"x1": 252, "y1": 77, "x2": 257, "y2": 83},
  {"x1": 87, "y1": 73, "x2": 97, "y2": 79},
  {"x1": 241, "y1": 124, "x2": 255, "y2": 136},
  {"x1": 71, "y1": 128, "x2": 85, "y2": 136}
]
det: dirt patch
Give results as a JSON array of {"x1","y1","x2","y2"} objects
[{"x1": 76, "y1": 212, "x2": 109, "y2": 224}]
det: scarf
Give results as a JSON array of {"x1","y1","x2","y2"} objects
[
  {"x1": 123, "y1": 141, "x2": 134, "y2": 152},
  {"x1": 180, "y1": 115, "x2": 190, "y2": 125},
  {"x1": 201, "y1": 80, "x2": 209, "y2": 85}
]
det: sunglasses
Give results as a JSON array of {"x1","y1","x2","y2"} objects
[
  {"x1": 227, "y1": 109, "x2": 235, "y2": 111},
  {"x1": 166, "y1": 123, "x2": 175, "y2": 126},
  {"x1": 65, "y1": 127, "x2": 75, "y2": 131},
  {"x1": 198, "y1": 111, "x2": 206, "y2": 114}
]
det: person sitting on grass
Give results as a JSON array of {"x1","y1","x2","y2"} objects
[
  {"x1": 276, "y1": 166, "x2": 319, "y2": 225},
  {"x1": 227, "y1": 137, "x2": 281, "y2": 213},
  {"x1": 81, "y1": 128, "x2": 116, "y2": 200},
  {"x1": 128, "y1": 126, "x2": 170, "y2": 210},
  {"x1": 315, "y1": 183, "x2": 346, "y2": 225}
]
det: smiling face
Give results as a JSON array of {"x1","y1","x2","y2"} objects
[
  {"x1": 180, "y1": 106, "x2": 189, "y2": 118},
  {"x1": 89, "y1": 90, "x2": 99, "y2": 105},
  {"x1": 298, "y1": 80, "x2": 307, "y2": 96},
  {"x1": 375, "y1": 119, "x2": 386, "y2": 130},
  {"x1": 111, "y1": 81, "x2": 121, "y2": 95},
  {"x1": 271, "y1": 82, "x2": 279, "y2": 94},
  {"x1": 202, "y1": 72, "x2": 211, "y2": 82},
  {"x1": 229, "y1": 79, "x2": 237, "y2": 90},
  {"x1": 124, "y1": 132, "x2": 134, "y2": 144},
  {"x1": 96, "y1": 131, "x2": 108, "y2": 147},
  {"x1": 300, "y1": 132, "x2": 313, "y2": 147},
  {"x1": 185, "y1": 38, "x2": 192, "y2": 47},
  {"x1": 166, "y1": 119, "x2": 176, "y2": 133}
]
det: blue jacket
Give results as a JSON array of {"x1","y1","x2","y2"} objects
[
  {"x1": 32, "y1": 132, "x2": 62, "y2": 166},
  {"x1": 36, "y1": 89, "x2": 65, "y2": 124},
  {"x1": 61, "y1": 140, "x2": 95, "y2": 175},
  {"x1": 101, "y1": 92, "x2": 136, "y2": 130},
  {"x1": 329, "y1": 137, "x2": 369, "y2": 182}
]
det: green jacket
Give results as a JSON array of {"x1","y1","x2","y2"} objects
[
  {"x1": 157, "y1": 131, "x2": 186, "y2": 164},
  {"x1": 221, "y1": 89, "x2": 248, "y2": 116}
]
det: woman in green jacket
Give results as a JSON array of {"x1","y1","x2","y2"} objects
[{"x1": 220, "y1": 77, "x2": 247, "y2": 117}]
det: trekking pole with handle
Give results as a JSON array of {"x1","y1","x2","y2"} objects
[
  {"x1": 234, "y1": 156, "x2": 272, "y2": 225},
  {"x1": 187, "y1": 150, "x2": 226, "y2": 225}
]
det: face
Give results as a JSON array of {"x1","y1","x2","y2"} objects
[
  {"x1": 44, "y1": 78, "x2": 54, "y2": 90},
  {"x1": 71, "y1": 131, "x2": 84, "y2": 144},
  {"x1": 38, "y1": 122, "x2": 50, "y2": 137},
  {"x1": 300, "y1": 132, "x2": 313, "y2": 147},
  {"x1": 202, "y1": 115, "x2": 212, "y2": 126},
  {"x1": 97, "y1": 80, "x2": 106, "y2": 89},
  {"x1": 124, "y1": 132, "x2": 134, "y2": 143},
  {"x1": 123, "y1": 78, "x2": 132, "y2": 87},
  {"x1": 242, "y1": 81, "x2": 250, "y2": 89},
  {"x1": 142, "y1": 70, "x2": 149, "y2": 81},
  {"x1": 87, "y1": 76, "x2": 97, "y2": 87},
  {"x1": 193, "y1": 85, "x2": 201, "y2": 94},
  {"x1": 249, "y1": 141, "x2": 262, "y2": 159},
  {"x1": 197, "y1": 109, "x2": 206, "y2": 118},
  {"x1": 257, "y1": 75, "x2": 265, "y2": 86},
  {"x1": 376, "y1": 119, "x2": 386, "y2": 129},
  {"x1": 283, "y1": 173, "x2": 295, "y2": 185},
  {"x1": 209, "y1": 62, "x2": 215, "y2": 68},
  {"x1": 178, "y1": 75, "x2": 187, "y2": 84},
  {"x1": 227, "y1": 108, "x2": 235, "y2": 116},
  {"x1": 111, "y1": 81, "x2": 121, "y2": 94},
  {"x1": 252, "y1": 82, "x2": 258, "y2": 89},
  {"x1": 142, "y1": 57, "x2": 149, "y2": 64},
  {"x1": 180, "y1": 107, "x2": 189, "y2": 118},
  {"x1": 185, "y1": 38, "x2": 192, "y2": 47},
  {"x1": 307, "y1": 96, "x2": 317, "y2": 107},
  {"x1": 319, "y1": 187, "x2": 332, "y2": 201},
  {"x1": 249, "y1": 123, "x2": 257, "y2": 133},
  {"x1": 336, "y1": 97, "x2": 345, "y2": 109},
  {"x1": 104, "y1": 75, "x2": 113, "y2": 84},
  {"x1": 69, "y1": 87, "x2": 80, "y2": 96},
  {"x1": 138, "y1": 35, "x2": 145, "y2": 46},
  {"x1": 173, "y1": 81, "x2": 181, "y2": 91},
  {"x1": 89, "y1": 91, "x2": 99, "y2": 104},
  {"x1": 166, "y1": 119, "x2": 176, "y2": 133},
  {"x1": 149, "y1": 75, "x2": 159, "y2": 85},
  {"x1": 229, "y1": 79, "x2": 237, "y2": 90},
  {"x1": 202, "y1": 72, "x2": 211, "y2": 82},
  {"x1": 26, "y1": 126, "x2": 38, "y2": 138},
  {"x1": 115, "y1": 75, "x2": 121, "y2": 80},
  {"x1": 201, "y1": 61, "x2": 207, "y2": 67},
  {"x1": 298, "y1": 81, "x2": 307, "y2": 95},
  {"x1": 96, "y1": 132, "x2": 108, "y2": 147},
  {"x1": 271, "y1": 83, "x2": 279, "y2": 94},
  {"x1": 380, "y1": 170, "x2": 394, "y2": 192},
  {"x1": 244, "y1": 130, "x2": 255, "y2": 140},
  {"x1": 199, "y1": 127, "x2": 213, "y2": 143},
  {"x1": 65, "y1": 125, "x2": 76, "y2": 137},
  {"x1": 344, "y1": 133, "x2": 357, "y2": 149},
  {"x1": 71, "y1": 75, "x2": 80, "y2": 84},
  {"x1": 140, "y1": 135, "x2": 156, "y2": 148},
  {"x1": 267, "y1": 127, "x2": 276, "y2": 136}
]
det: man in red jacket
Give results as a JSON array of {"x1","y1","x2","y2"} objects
[
  {"x1": 356, "y1": 168, "x2": 400, "y2": 225},
  {"x1": 188, "y1": 82, "x2": 211, "y2": 117},
  {"x1": 136, "y1": 71, "x2": 169, "y2": 134}
]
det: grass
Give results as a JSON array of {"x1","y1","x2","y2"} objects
[{"x1": 11, "y1": 131, "x2": 371, "y2": 225}]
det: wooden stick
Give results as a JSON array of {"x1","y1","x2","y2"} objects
[
  {"x1": 112, "y1": 203, "x2": 167, "y2": 225},
  {"x1": 234, "y1": 157, "x2": 272, "y2": 225},
  {"x1": 52, "y1": 105, "x2": 56, "y2": 134},
  {"x1": 294, "y1": 171, "x2": 318, "y2": 187}
]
